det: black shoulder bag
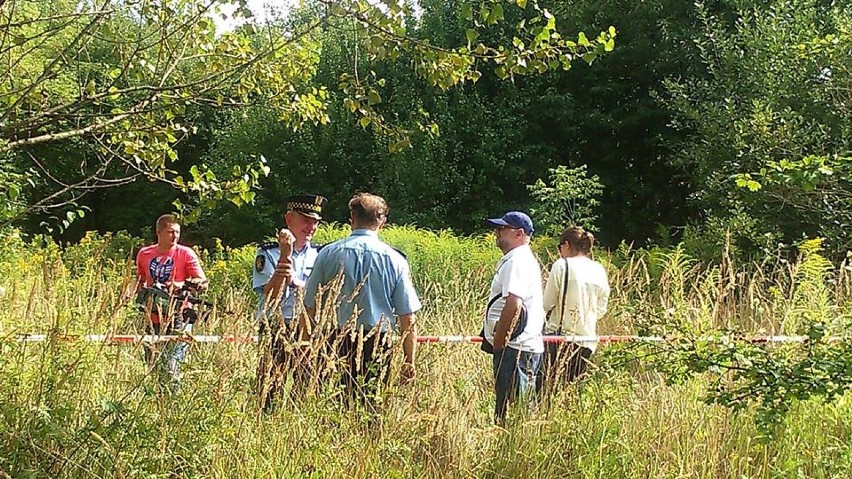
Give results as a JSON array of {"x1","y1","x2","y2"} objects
[
  {"x1": 543, "y1": 258, "x2": 572, "y2": 362},
  {"x1": 556, "y1": 258, "x2": 570, "y2": 336},
  {"x1": 479, "y1": 294, "x2": 529, "y2": 354}
]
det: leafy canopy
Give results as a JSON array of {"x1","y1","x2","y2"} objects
[{"x1": 0, "y1": 0, "x2": 615, "y2": 228}]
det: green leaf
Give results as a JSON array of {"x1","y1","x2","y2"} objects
[
  {"x1": 367, "y1": 90, "x2": 382, "y2": 106},
  {"x1": 486, "y1": 7, "x2": 499, "y2": 25},
  {"x1": 389, "y1": 137, "x2": 411, "y2": 152},
  {"x1": 360, "y1": 116, "x2": 371, "y2": 128},
  {"x1": 735, "y1": 174, "x2": 763, "y2": 192},
  {"x1": 466, "y1": 29, "x2": 479, "y2": 45},
  {"x1": 516, "y1": 0, "x2": 528, "y2": 8},
  {"x1": 493, "y1": 4, "x2": 504, "y2": 21}
]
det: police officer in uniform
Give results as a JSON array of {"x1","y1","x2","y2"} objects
[
  {"x1": 253, "y1": 194, "x2": 327, "y2": 410},
  {"x1": 304, "y1": 192, "x2": 421, "y2": 409}
]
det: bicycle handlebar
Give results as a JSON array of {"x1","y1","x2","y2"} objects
[{"x1": 140, "y1": 282, "x2": 213, "y2": 307}]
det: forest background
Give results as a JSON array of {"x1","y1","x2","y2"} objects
[
  {"x1": 2, "y1": 1, "x2": 852, "y2": 477},
  {"x1": 1, "y1": 0, "x2": 849, "y2": 260}
]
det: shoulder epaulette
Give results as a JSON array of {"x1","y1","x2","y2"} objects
[
  {"x1": 391, "y1": 246, "x2": 408, "y2": 259},
  {"x1": 259, "y1": 242, "x2": 278, "y2": 251},
  {"x1": 312, "y1": 242, "x2": 326, "y2": 252}
]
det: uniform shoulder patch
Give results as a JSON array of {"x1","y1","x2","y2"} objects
[{"x1": 255, "y1": 254, "x2": 266, "y2": 272}]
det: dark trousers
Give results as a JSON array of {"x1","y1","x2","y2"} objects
[
  {"x1": 332, "y1": 329, "x2": 391, "y2": 407},
  {"x1": 257, "y1": 319, "x2": 313, "y2": 410},
  {"x1": 536, "y1": 342, "x2": 593, "y2": 395}
]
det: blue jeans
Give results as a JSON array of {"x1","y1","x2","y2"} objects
[
  {"x1": 146, "y1": 322, "x2": 191, "y2": 394},
  {"x1": 162, "y1": 334, "x2": 189, "y2": 390},
  {"x1": 492, "y1": 347, "x2": 541, "y2": 422}
]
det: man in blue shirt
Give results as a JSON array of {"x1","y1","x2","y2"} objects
[
  {"x1": 304, "y1": 192, "x2": 421, "y2": 406},
  {"x1": 253, "y1": 194, "x2": 327, "y2": 410}
]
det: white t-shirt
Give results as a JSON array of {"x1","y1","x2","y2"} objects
[
  {"x1": 543, "y1": 256, "x2": 610, "y2": 352},
  {"x1": 483, "y1": 244, "x2": 545, "y2": 353}
]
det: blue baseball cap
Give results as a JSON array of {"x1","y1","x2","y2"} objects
[{"x1": 485, "y1": 211, "x2": 534, "y2": 236}]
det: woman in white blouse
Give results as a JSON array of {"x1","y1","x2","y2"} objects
[{"x1": 536, "y1": 226, "x2": 610, "y2": 395}]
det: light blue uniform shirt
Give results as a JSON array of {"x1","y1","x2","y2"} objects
[
  {"x1": 303, "y1": 229, "x2": 421, "y2": 331},
  {"x1": 252, "y1": 242, "x2": 319, "y2": 321}
]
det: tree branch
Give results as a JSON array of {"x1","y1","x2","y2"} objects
[
  {"x1": 1, "y1": 0, "x2": 112, "y2": 122},
  {"x1": 0, "y1": 150, "x2": 140, "y2": 228},
  {"x1": 0, "y1": 96, "x2": 156, "y2": 153}
]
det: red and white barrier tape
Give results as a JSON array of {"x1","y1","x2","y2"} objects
[{"x1": 3, "y1": 334, "x2": 844, "y2": 344}]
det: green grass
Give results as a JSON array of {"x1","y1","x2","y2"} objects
[{"x1": 1, "y1": 226, "x2": 851, "y2": 478}]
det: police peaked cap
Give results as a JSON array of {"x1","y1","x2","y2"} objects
[{"x1": 285, "y1": 194, "x2": 328, "y2": 220}]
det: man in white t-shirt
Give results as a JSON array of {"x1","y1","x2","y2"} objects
[{"x1": 482, "y1": 211, "x2": 545, "y2": 422}]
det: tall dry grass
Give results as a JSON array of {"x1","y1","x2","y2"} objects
[{"x1": 1, "y1": 227, "x2": 851, "y2": 477}]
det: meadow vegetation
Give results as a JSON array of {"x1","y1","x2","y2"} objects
[{"x1": 2, "y1": 225, "x2": 852, "y2": 478}]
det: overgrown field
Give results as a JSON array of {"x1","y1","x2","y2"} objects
[{"x1": 1, "y1": 226, "x2": 852, "y2": 478}]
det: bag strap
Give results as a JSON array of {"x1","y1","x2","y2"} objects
[{"x1": 557, "y1": 258, "x2": 570, "y2": 336}]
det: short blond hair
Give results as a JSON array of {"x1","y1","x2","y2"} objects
[
  {"x1": 348, "y1": 193, "x2": 388, "y2": 226},
  {"x1": 155, "y1": 214, "x2": 179, "y2": 232}
]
